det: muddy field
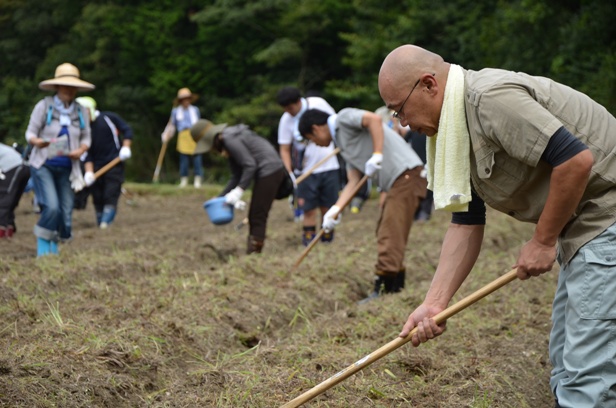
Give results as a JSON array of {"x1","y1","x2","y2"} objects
[{"x1": 0, "y1": 183, "x2": 557, "y2": 407}]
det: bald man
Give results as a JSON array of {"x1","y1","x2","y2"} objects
[{"x1": 379, "y1": 44, "x2": 616, "y2": 408}]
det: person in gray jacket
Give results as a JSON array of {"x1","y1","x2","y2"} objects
[{"x1": 191, "y1": 119, "x2": 287, "y2": 254}]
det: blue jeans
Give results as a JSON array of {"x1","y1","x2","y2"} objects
[
  {"x1": 30, "y1": 165, "x2": 74, "y2": 241},
  {"x1": 179, "y1": 153, "x2": 203, "y2": 177},
  {"x1": 550, "y1": 222, "x2": 616, "y2": 407}
]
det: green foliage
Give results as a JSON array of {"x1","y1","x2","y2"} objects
[
  {"x1": 253, "y1": 38, "x2": 303, "y2": 67},
  {"x1": 1, "y1": 0, "x2": 614, "y2": 180}
]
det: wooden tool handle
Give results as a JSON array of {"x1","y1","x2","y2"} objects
[
  {"x1": 281, "y1": 268, "x2": 519, "y2": 407},
  {"x1": 295, "y1": 147, "x2": 341, "y2": 185},
  {"x1": 152, "y1": 141, "x2": 169, "y2": 182},
  {"x1": 292, "y1": 174, "x2": 370, "y2": 269},
  {"x1": 94, "y1": 157, "x2": 122, "y2": 179}
]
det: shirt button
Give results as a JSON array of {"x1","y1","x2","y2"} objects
[{"x1": 485, "y1": 168, "x2": 491, "y2": 174}]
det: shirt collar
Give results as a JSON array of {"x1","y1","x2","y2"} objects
[
  {"x1": 296, "y1": 98, "x2": 308, "y2": 117},
  {"x1": 327, "y1": 114, "x2": 338, "y2": 144}
]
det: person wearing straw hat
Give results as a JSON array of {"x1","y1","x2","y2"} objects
[
  {"x1": 298, "y1": 107, "x2": 427, "y2": 302},
  {"x1": 191, "y1": 119, "x2": 287, "y2": 254},
  {"x1": 75, "y1": 96, "x2": 133, "y2": 229},
  {"x1": 25, "y1": 62, "x2": 94, "y2": 256},
  {"x1": 378, "y1": 44, "x2": 616, "y2": 408},
  {"x1": 161, "y1": 87, "x2": 203, "y2": 188}
]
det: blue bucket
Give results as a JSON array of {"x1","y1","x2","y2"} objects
[{"x1": 203, "y1": 197, "x2": 234, "y2": 225}]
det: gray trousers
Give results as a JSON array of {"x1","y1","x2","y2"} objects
[{"x1": 550, "y1": 221, "x2": 616, "y2": 407}]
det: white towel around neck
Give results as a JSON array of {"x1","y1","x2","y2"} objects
[
  {"x1": 176, "y1": 106, "x2": 198, "y2": 125},
  {"x1": 426, "y1": 64, "x2": 472, "y2": 212}
]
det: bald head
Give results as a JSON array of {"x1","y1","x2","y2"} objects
[
  {"x1": 378, "y1": 45, "x2": 445, "y2": 102},
  {"x1": 378, "y1": 45, "x2": 451, "y2": 135}
]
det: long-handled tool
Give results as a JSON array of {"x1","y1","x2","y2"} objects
[
  {"x1": 94, "y1": 157, "x2": 122, "y2": 180},
  {"x1": 292, "y1": 174, "x2": 369, "y2": 269},
  {"x1": 152, "y1": 140, "x2": 169, "y2": 183},
  {"x1": 235, "y1": 147, "x2": 343, "y2": 231},
  {"x1": 295, "y1": 147, "x2": 341, "y2": 185},
  {"x1": 280, "y1": 268, "x2": 520, "y2": 408},
  {"x1": 77, "y1": 157, "x2": 122, "y2": 193},
  {"x1": 235, "y1": 217, "x2": 249, "y2": 231}
]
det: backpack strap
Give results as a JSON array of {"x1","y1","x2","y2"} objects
[
  {"x1": 76, "y1": 104, "x2": 85, "y2": 129},
  {"x1": 44, "y1": 96, "x2": 54, "y2": 126},
  {"x1": 43, "y1": 96, "x2": 85, "y2": 129}
]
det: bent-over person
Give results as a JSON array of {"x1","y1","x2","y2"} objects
[
  {"x1": 191, "y1": 119, "x2": 287, "y2": 254},
  {"x1": 379, "y1": 44, "x2": 616, "y2": 408},
  {"x1": 298, "y1": 107, "x2": 427, "y2": 302}
]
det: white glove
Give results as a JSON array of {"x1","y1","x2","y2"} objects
[
  {"x1": 84, "y1": 171, "x2": 96, "y2": 187},
  {"x1": 234, "y1": 200, "x2": 247, "y2": 211},
  {"x1": 364, "y1": 152, "x2": 383, "y2": 177},
  {"x1": 289, "y1": 172, "x2": 298, "y2": 189},
  {"x1": 71, "y1": 178, "x2": 85, "y2": 192},
  {"x1": 224, "y1": 187, "x2": 244, "y2": 206},
  {"x1": 161, "y1": 122, "x2": 175, "y2": 143},
  {"x1": 119, "y1": 146, "x2": 132, "y2": 161},
  {"x1": 322, "y1": 205, "x2": 342, "y2": 232}
]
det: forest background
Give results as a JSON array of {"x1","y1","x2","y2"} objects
[{"x1": 1, "y1": 0, "x2": 614, "y2": 182}]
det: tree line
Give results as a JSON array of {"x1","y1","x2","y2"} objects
[{"x1": 1, "y1": 0, "x2": 614, "y2": 181}]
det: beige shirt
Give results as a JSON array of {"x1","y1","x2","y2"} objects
[{"x1": 463, "y1": 68, "x2": 616, "y2": 264}]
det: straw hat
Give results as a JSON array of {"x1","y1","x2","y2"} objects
[
  {"x1": 191, "y1": 119, "x2": 227, "y2": 153},
  {"x1": 39, "y1": 63, "x2": 95, "y2": 92},
  {"x1": 174, "y1": 87, "x2": 199, "y2": 104}
]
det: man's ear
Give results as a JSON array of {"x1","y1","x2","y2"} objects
[
  {"x1": 308, "y1": 124, "x2": 318, "y2": 137},
  {"x1": 321, "y1": 123, "x2": 332, "y2": 139},
  {"x1": 423, "y1": 72, "x2": 438, "y2": 94}
]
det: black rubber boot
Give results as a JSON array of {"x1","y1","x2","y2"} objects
[
  {"x1": 358, "y1": 272, "x2": 402, "y2": 304},
  {"x1": 247, "y1": 235, "x2": 264, "y2": 254},
  {"x1": 376, "y1": 274, "x2": 400, "y2": 293},
  {"x1": 397, "y1": 268, "x2": 406, "y2": 289}
]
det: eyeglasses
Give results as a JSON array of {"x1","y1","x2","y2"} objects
[{"x1": 392, "y1": 78, "x2": 420, "y2": 120}]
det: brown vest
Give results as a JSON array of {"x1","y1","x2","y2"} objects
[{"x1": 463, "y1": 68, "x2": 616, "y2": 264}]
